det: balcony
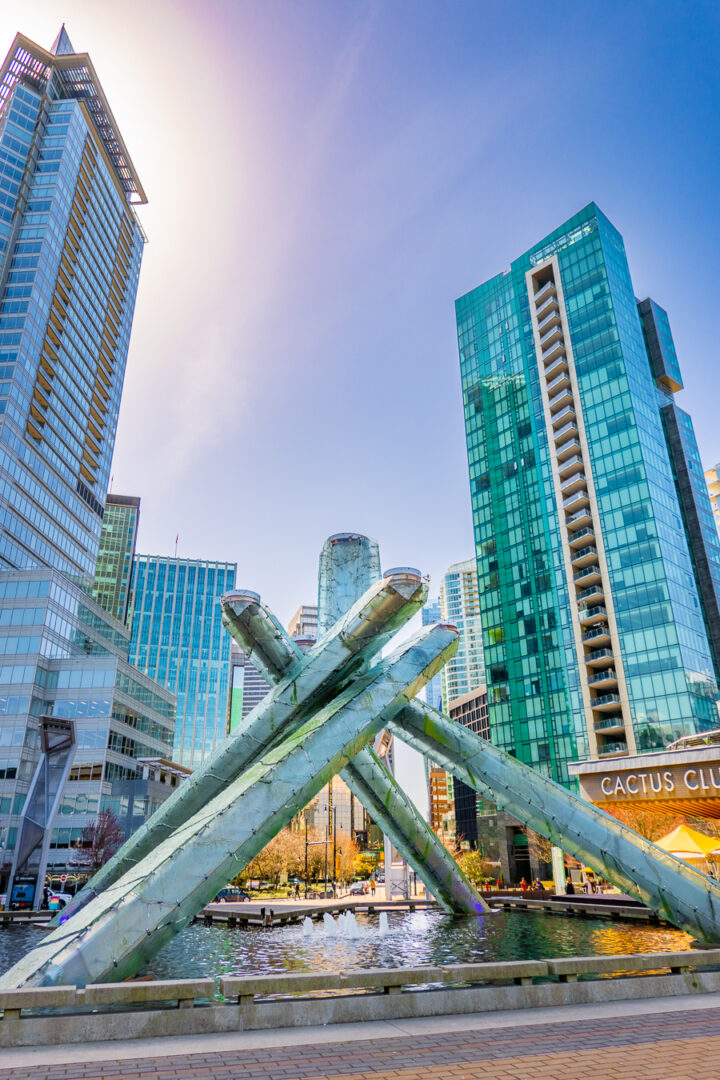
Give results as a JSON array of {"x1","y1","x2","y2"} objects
[
  {"x1": 579, "y1": 605, "x2": 608, "y2": 626},
  {"x1": 585, "y1": 648, "x2": 614, "y2": 668},
  {"x1": 595, "y1": 718, "x2": 626, "y2": 735},
  {"x1": 583, "y1": 624, "x2": 611, "y2": 646},
  {"x1": 544, "y1": 354, "x2": 569, "y2": 381},
  {"x1": 591, "y1": 692, "x2": 621, "y2": 710},
  {"x1": 534, "y1": 280, "x2": 557, "y2": 305},
  {"x1": 571, "y1": 544, "x2": 598, "y2": 567},
  {"x1": 561, "y1": 474, "x2": 587, "y2": 499},
  {"x1": 573, "y1": 564, "x2": 601, "y2": 584},
  {"x1": 558, "y1": 454, "x2": 584, "y2": 479},
  {"x1": 555, "y1": 422, "x2": 579, "y2": 447},
  {"x1": 597, "y1": 741, "x2": 628, "y2": 757},
  {"x1": 536, "y1": 296, "x2": 559, "y2": 324},
  {"x1": 543, "y1": 339, "x2": 566, "y2": 365},
  {"x1": 589, "y1": 669, "x2": 618, "y2": 688},
  {"x1": 577, "y1": 583, "x2": 604, "y2": 604},
  {"x1": 556, "y1": 438, "x2": 582, "y2": 462},
  {"x1": 547, "y1": 370, "x2": 571, "y2": 395},
  {"x1": 540, "y1": 323, "x2": 563, "y2": 350},
  {"x1": 538, "y1": 308, "x2": 561, "y2": 335},
  {"x1": 569, "y1": 526, "x2": 594, "y2": 548},
  {"x1": 552, "y1": 404, "x2": 576, "y2": 429},
  {"x1": 549, "y1": 387, "x2": 573, "y2": 413},
  {"x1": 566, "y1": 507, "x2": 593, "y2": 530},
  {"x1": 563, "y1": 488, "x2": 589, "y2": 512}
]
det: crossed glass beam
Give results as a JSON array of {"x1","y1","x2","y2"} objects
[{"x1": 4, "y1": 533, "x2": 720, "y2": 990}]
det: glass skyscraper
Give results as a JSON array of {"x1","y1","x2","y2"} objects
[
  {"x1": 91, "y1": 494, "x2": 140, "y2": 625},
  {"x1": 0, "y1": 28, "x2": 166, "y2": 908},
  {"x1": 457, "y1": 203, "x2": 720, "y2": 785},
  {"x1": 129, "y1": 556, "x2": 237, "y2": 768},
  {"x1": 439, "y1": 559, "x2": 485, "y2": 707},
  {"x1": 0, "y1": 28, "x2": 146, "y2": 580},
  {"x1": 421, "y1": 597, "x2": 443, "y2": 710}
]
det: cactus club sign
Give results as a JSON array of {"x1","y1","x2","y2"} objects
[{"x1": 572, "y1": 752, "x2": 720, "y2": 819}]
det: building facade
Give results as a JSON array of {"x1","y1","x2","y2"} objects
[
  {"x1": 0, "y1": 27, "x2": 161, "y2": 907},
  {"x1": 421, "y1": 597, "x2": 443, "y2": 710},
  {"x1": 129, "y1": 555, "x2": 236, "y2": 768},
  {"x1": 91, "y1": 494, "x2": 140, "y2": 625},
  {"x1": 705, "y1": 465, "x2": 720, "y2": 539},
  {"x1": 287, "y1": 604, "x2": 318, "y2": 640},
  {"x1": 0, "y1": 568, "x2": 175, "y2": 904},
  {"x1": 0, "y1": 29, "x2": 146, "y2": 579},
  {"x1": 439, "y1": 560, "x2": 485, "y2": 708},
  {"x1": 457, "y1": 203, "x2": 720, "y2": 786}
]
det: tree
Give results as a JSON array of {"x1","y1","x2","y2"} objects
[
  {"x1": 604, "y1": 805, "x2": 686, "y2": 841},
  {"x1": 334, "y1": 831, "x2": 359, "y2": 884},
  {"x1": 457, "y1": 849, "x2": 494, "y2": 887},
  {"x1": 527, "y1": 828, "x2": 553, "y2": 870},
  {"x1": 70, "y1": 809, "x2": 126, "y2": 875}
]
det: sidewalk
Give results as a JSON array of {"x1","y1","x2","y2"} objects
[{"x1": 1, "y1": 993, "x2": 719, "y2": 1079}]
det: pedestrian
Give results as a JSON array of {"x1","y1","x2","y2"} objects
[
  {"x1": 370, "y1": 879, "x2": 376, "y2": 896},
  {"x1": 565, "y1": 876, "x2": 575, "y2": 895},
  {"x1": 294, "y1": 880, "x2": 300, "y2": 900},
  {"x1": 520, "y1": 877, "x2": 528, "y2": 891},
  {"x1": 532, "y1": 877, "x2": 542, "y2": 892},
  {"x1": 496, "y1": 877, "x2": 502, "y2": 889}
]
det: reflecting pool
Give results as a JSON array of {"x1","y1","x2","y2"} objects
[{"x1": 0, "y1": 909, "x2": 693, "y2": 981}]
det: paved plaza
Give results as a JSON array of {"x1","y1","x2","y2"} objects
[{"x1": 1, "y1": 994, "x2": 719, "y2": 1079}]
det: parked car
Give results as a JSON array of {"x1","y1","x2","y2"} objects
[
  {"x1": 349, "y1": 880, "x2": 368, "y2": 895},
  {"x1": 213, "y1": 887, "x2": 249, "y2": 903}
]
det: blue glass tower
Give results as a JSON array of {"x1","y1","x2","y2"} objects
[
  {"x1": 129, "y1": 556, "x2": 237, "y2": 768},
  {"x1": 0, "y1": 28, "x2": 160, "y2": 907},
  {"x1": 0, "y1": 28, "x2": 146, "y2": 579},
  {"x1": 457, "y1": 204, "x2": 720, "y2": 783}
]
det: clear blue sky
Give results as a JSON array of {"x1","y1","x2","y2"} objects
[{"x1": 2, "y1": 0, "x2": 719, "y2": 625}]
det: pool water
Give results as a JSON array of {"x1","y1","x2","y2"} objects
[{"x1": 0, "y1": 909, "x2": 693, "y2": 982}]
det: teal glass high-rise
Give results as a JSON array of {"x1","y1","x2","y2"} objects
[
  {"x1": 457, "y1": 204, "x2": 720, "y2": 784},
  {"x1": 129, "y1": 556, "x2": 237, "y2": 768},
  {"x1": 0, "y1": 28, "x2": 146, "y2": 579}
]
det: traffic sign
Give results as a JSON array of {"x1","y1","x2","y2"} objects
[{"x1": 60, "y1": 874, "x2": 67, "y2": 883}]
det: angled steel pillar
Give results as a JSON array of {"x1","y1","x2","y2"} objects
[
  {"x1": 223, "y1": 578, "x2": 485, "y2": 915},
  {"x1": 391, "y1": 702, "x2": 720, "y2": 944},
  {"x1": 2, "y1": 625, "x2": 458, "y2": 988},
  {"x1": 55, "y1": 570, "x2": 430, "y2": 927}
]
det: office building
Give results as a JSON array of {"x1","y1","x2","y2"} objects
[
  {"x1": 457, "y1": 203, "x2": 720, "y2": 785},
  {"x1": 0, "y1": 28, "x2": 146, "y2": 579},
  {"x1": 91, "y1": 495, "x2": 140, "y2": 625},
  {"x1": 448, "y1": 686, "x2": 491, "y2": 850},
  {"x1": 239, "y1": 652, "x2": 270, "y2": 721},
  {"x1": 421, "y1": 597, "x2": 443, "y2": 710},
  {"x1": 0, "y1": 568, "x2": 175, "y2": 903},
  {"x1": 705, "y1": 465, "x2": 720, "y2": 539},
  {"x1": 439, "y1": 560, "x2": 485, "y2": 708},
  {"x1": 428, "y1": 766, "x2": 454, "y2": 841},
  {"x1": 0, "y1": 27, "x2": 162, "y2": 907},
  {"x1": 288, "y1": 604, "x2": 318, "y2": 641},
  {"x1": 129, "y1": 556, "x2": 236, "y2": 767}
]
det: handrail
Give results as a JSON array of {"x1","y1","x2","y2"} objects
[{"x1": 3, "y1": 951, "x2": 720, "y2": 1017}]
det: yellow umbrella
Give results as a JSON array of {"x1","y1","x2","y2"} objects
[{"x1": 654, "y1": 824, "x2": 720, "y2": 860}]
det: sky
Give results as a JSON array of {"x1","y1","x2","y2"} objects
[{"x1": 1, "y1": 0, "x2": 719, "y2": 627}]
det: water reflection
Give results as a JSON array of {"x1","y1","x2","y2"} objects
[{"x1": 0, "y1": 910, "x2": 693, "y2": 982}]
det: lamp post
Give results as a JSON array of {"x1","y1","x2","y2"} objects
[{"x1": 304, "y1": 812, "x2": 308, "y2": 900}]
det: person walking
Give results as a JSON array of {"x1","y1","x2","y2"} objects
[
  {"x1": 370, "y1": 878, "x2": 376, "y2": 897},
  {"x1": 565, "y1": 876, "x2": 576, "y2": 895},
  {"x1": 520, "y1": 877, "x2": 528, "y2": 891}
]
